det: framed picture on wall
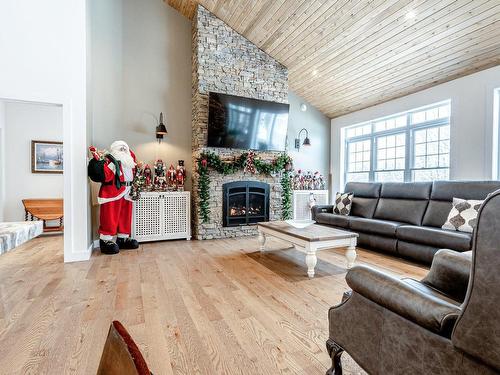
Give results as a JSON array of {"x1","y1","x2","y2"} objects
[{"x1": 31, "y1": 140, "x2": 63, "y2": 174}]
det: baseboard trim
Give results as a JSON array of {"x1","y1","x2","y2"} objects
[{"x1": 64, "y1": 246, "x2": 92, "y2": 263}]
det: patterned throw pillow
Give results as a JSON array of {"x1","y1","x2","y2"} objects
[
  {"x1": 334, "y1": 192, "x2": 354, "y2": 216},
  {"x1": 442, "y1": 197, "x2": 484, "y2": 233}
]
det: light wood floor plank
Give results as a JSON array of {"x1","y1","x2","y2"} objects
[{"x1": 0, "y1": 235, "x2": 427, "y2": 374}]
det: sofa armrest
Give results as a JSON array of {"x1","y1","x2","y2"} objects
[
  {"x1": 311, "y1": 205, "x2": 333, "y2": 220},
  {"x1": 346, "y1": 265, "x2": 461, "y2": 336},
  {"x1": 422, "y1": 249, "x2": 471, "y2": 303}
]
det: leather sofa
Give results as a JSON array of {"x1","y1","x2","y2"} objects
[
  {"x1": 312, "y1": 180, "x2": 500, "y2": 264},
  {"x1": 325, "y1": 188, "x2": 500, "y2": 374}
]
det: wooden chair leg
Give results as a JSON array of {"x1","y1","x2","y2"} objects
[{"x1": 326, "y1": 338, "x2": 344, "y2": 375}]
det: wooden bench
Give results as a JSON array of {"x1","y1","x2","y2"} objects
[{"x1": 22, "y1": 199, "x2": 64, "y2": 233}]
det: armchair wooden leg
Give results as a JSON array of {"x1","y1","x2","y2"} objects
[{"x1": 326, "y1": 338, "x2": 344, "y2": 375}]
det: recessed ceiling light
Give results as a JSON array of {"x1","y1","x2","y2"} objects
[
  {"x1": 312, "y1": 69, "x2": 318, "y2": 76},
  {"x1": 405, "y1": 10, "x2": 416, "y2": 20}
]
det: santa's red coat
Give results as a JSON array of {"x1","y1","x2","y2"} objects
[{"x1": 97, "y1": 151, "x2": 136, "y2": 204}]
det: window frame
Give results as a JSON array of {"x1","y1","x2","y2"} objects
[{"x1": 343, "y1": 100, "x2": 451, "y2": 184}]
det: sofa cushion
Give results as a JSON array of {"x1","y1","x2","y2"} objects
[
  {"x1": 421, "y1": 200, "x2": 453, "y2": 228},
  {"x1": 350, "y1": 197, "x2": 379, "y2": 219},
  {"x1": 374, "y1": 198, "x2": 429, "y2": 225},
  {"x1": 315, "y1": 213, "x2": 350, "y2": 229},
  {"x1": 345, "y1": 182, "x2": 381, "y2": 198},
  {"x1": 422, "y1": 180, "x2": 500, "y2": 227},
  {"x1": 344, "y1": 182, "x2": 381, "y2": 219},
  {"x1": 373, "y1": 182, "x2": 431, "y2": 225},
  {"x1": 396, "y1": 225, "x2": 472, "y2": 252},
  {"x1": 379, "y1": 182, "x2": 432, "y2": 200},
  {"x1": 350, "y1": 217, "x2": 404, "y2": 236},
  {"x1": 429, "y1": 180, "x2": 500, "y2": 201}
]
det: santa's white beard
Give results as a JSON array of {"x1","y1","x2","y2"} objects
[{"x1": 110, "y1": 150, "x2": 136, "y2": 169}]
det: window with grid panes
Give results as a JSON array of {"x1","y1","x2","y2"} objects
[
  {"x1": 346, "y1": 139, "x2": 371, "y2": 183},
  {"x1": 343, "y1": 101, "x2": 451, "y2": 184}
]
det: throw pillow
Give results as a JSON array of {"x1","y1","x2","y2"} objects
[
  {"x1": 442, "y1": 197, "x2": 483, "y2": 233},
  {"x1": 334, "y1": 192, "x2": 354, "y2": 216}
]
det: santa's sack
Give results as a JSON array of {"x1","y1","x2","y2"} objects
[{"x1": 88, "y1": 158, "x2": 107, "y2": 183}]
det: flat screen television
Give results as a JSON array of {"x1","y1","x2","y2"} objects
[{"x1": 207, "y1": 92, "x2": 289, "y2": 151}]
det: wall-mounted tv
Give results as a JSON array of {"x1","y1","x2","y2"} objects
[{"x1": 207, "y1": 92, "x2": 289, "y2": 151}]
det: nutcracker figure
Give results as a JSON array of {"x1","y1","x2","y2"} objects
[
  {"x1": 87, "y1": 141, "x2": 139, "y2": 254},
  {"x1": 176, "y1": 160, "x2": 186, "y2": 191},
  {"x1": 142, "y1": 164, "x2": 153, "y2": 191},
  {"x1": 167, "y1": 164, "x2": 176, "y2": 189},
  {"x1": 154, "y1": 160, "x2": 167, "y2": 191}
]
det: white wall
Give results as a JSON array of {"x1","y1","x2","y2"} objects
[
  {"x1": 90, "y1": 0, "x2": 193, "y2": 188},
  {"x1": 331, "y1": 65, "x2": 500, "y2": 192},
  {"x1": 288, "y1": 91, "x2": 331, "y2": 179},
  {"x1": 0, "y1": 0, "x2": 89, "y2": 262},
  {"x1": 2, "y1": 102, "x2": 63, "y2": 222},
  {"x1": 90, "y1": 1, "x2": 332, "y2": 190}
]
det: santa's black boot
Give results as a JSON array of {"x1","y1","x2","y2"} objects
[
  {"x1": 117, "y1": 237, "x2": 139, "y2": 250},
  {"x1": 99, "y1": 240, "x2": 120, "y2": 255}
]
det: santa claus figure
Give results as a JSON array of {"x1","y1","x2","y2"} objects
[{"x1": 89, "y1": 141, "x2": 140, "y2": 254}]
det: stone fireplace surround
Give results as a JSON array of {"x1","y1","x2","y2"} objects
[{"x1": 191, "y1": 5, "x2": 289, "y2": 240}]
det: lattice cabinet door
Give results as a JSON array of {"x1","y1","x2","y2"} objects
[
  {"x1": 293, "y1": 190, "x2": 329, "y2": 220},
  {"x1": 132, "y1": 191, "x2": 191, "y2": 242},
  {"x1": 161, "y1": 192, "x2": 191, "y2": 240}
]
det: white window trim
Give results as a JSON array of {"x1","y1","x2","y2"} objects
[{"x1": 341, "y1": 100, "x2": 451, "y2": 184}]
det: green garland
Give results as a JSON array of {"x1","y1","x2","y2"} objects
[
  {"x1": 280, "y1": 170, "x2": 293, "y2": 220},
  {"x1": 197, "y1": 151, "x2": 293, "y2": 223}
]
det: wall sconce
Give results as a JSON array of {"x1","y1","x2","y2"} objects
[
  {"x1": 156, "y1": 112, "x2": 168, "y2": 143},
  {"x1": 295, "y1": 128, "x2": 311, "y2": 151}
]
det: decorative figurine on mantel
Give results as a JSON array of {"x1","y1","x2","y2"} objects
[
  {"x1": 313, "y1": 171, "x2": 326, "y2": 190},
  {"x1": 154, "y1": 159, "x2": 167, "y2": 191},
  {"x1": 291, "y1": 169, "x2": 326, "y2": 190},
  {"x1": 130, "y1": 161, "x2": 145, "y2": 201},
  {"x1": 142, "y1": 164, "x2": 153, "y2": 191},
  {"x1": 176, "y1": 160, "x2": 186, "y2": 191},
  {"x1": 167, "y1": 164, "x2": 176, "y2": 190}
]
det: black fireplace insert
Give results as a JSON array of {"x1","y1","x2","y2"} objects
[{"x1": 223, "y1": 181, "x2": 270, "y2": 227}]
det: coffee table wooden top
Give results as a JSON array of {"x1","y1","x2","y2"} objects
[{"x1": 257, "y1": 221, "x2": 358, "y2": 242}]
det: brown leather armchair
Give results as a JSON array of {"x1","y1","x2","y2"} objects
[{"x1": 326, "y1": 189, "x2": 500, "y2": 374}]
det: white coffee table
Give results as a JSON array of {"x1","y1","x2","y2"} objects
[{"x1": 257, "y1": 221, "x2": 358, "y2": 278}]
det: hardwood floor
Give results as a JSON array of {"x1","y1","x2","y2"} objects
[{"x1": 0, "y1": 235, "x2": 427, "y2": 374}]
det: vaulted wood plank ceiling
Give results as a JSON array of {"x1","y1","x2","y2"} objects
[{"x1": 167, "y1": 0, "x2": 500, "y2": 118}]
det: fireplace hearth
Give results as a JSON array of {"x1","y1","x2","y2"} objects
[{"x1": 223, "y1": 181, "x2": 270, "y2": 227}]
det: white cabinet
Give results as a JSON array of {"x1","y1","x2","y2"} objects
[
  {"x1": 293, "y1": 190, "x2": 329, "y2": 220},
  {"x1": 132, "y1": 191, "x2": 191, "y2": 242}
]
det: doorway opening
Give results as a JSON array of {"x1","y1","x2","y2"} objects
[{"x1": 0, "y1": 99, "x2": 64, "y2": 254}]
